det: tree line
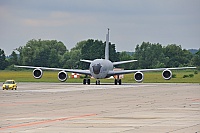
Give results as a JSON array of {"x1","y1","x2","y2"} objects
[{"x1": 0, "y1": 39, "x2": 200, "y2": 70}]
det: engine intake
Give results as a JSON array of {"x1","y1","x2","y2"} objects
[
  {"x1": 58, "y1": 71, "x2": 68, "y2": 82},
  {"x1": 162, "y1": 69, "x2": 172, "y2": 80},
  {"x1": 134, "y1": 71, "x2": 144, "y2": 83},
  {"x1": 33, "y1": 68, "x2": 43, "y2": 79}
]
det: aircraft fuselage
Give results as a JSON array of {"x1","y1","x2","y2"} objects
[{"x1": 89, "y1": 59, "x2": 113, "y2": 79}]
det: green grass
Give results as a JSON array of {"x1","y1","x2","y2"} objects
[{"x1": 0, "y1": 70, "x2": 199, "y2": 83}]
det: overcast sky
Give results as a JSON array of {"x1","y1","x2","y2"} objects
[{"x1": 0, "y1": 0, "x2": 200, "y2": 55}]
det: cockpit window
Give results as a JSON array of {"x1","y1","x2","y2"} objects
[{"x1": 92, "y1": 63, "x2": 102, "y2": 74}]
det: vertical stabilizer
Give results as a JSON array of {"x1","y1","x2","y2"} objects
[{"x1": 105, "y1": 28, "x2": 109, "y2": 60}]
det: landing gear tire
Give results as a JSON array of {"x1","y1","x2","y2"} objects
[
  {"x1": 96, "y1": 80, "x2": 100, "y2": 85},
  {"x1": 119, "y1": 79, "x2": 122, "y2": 85},
  {"x1": 83, "y1": 79, "x2": 87, "y2": 85},
  {"x1": 114, "y1": 79, "x2": 122, "y2": 85},
  {"x1": 87, "y1": 79, "x2": 90, "y2": 85},
  {"x1": 83, "y1": 78, "x2": 90, "y2": 85},
  {"x1": 115, "y1": 79, "x2": 118, "y2": 85}
]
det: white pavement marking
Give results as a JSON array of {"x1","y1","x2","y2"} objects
[{"x1": 13, "y1": 84, "x2": 156, "y2": 93}]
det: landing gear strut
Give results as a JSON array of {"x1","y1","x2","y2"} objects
[{"x1": 114, "y1": 75, "x2": 122, "y2": 85}]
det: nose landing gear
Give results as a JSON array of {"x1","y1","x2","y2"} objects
[{"x1": 96, "y1": 80, "x2": 100, "y2": 85}]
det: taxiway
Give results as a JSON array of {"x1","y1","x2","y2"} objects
[{"x1": 0, "y1": 83, "x2": 200, "y2": 133}]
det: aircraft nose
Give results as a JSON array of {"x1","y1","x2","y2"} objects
[{"x1": 92, "y1": 63, "x2": 102, "y2": 74}]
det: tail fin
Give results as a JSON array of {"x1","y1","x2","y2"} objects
[{"x1": 105, "y1": 28, "x2": 109, "y2": 60}]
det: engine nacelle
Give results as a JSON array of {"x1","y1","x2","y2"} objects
[
  {"x1": 58, "y1": 71, "x2": 68, "y2": 82},
  {"x1": 162, "y1": 69, "x2": 172, "y2": 80},
  {"x1": 134, "y1": 71, "x2": 144, "y2": 83},
  {"x1": 33, "y1": 68, "x2": 43, "y2": 79}
]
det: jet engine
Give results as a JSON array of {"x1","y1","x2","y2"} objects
[
  {"x1": 162, "y1": 69, "x2": 172, "y2": 80},
  {"x1": 134, "y1": 71, "x2": 144, "y2": 83},
  {"x1": 58, "y1": 71, "x2": 68, "y2": 82},
  {"x1": 33, "y1": 68, "x2": 43, "y2": 79}
]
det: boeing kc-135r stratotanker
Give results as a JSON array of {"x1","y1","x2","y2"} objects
[{"x1": 15, "y1": 29, "x2": 196, "y2": 85}]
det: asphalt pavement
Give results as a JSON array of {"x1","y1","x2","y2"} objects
[{"x1": 0, "y1": 83, "x2": 200, "y2": 133}]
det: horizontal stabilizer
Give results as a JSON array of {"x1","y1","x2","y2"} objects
[
  {"x1": 112, "y1": 60, "x2": 138, "y2": 66},
  {"x1": 80, "y1": 60, "x2": 93, "y2": 63}
]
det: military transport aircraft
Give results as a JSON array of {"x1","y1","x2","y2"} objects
[{"x1": 15, "y1": 29, "x2": 196, "y2": 85}]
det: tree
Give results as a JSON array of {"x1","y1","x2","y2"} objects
[
  {"x1": 71, "y1": 41, "x2": 87, "y2": 51},
  {"x1": 6, "y1": 51, "x2": 18, "y2": 70},
  {"x1": 15, "y1": 38, "x2": 196, "y2": 71},
  {"x1": 182, "y1": 49, "x2": 193, "y2": 66},
  {"x1": 134, "y1": 42, "x2": 166, "y2": 69},
  {"x1": 64, "y1": 50, "x2": 81, "y2": 69},
  {"x1": 4, "y1": 51, "x2": 19, "y2": 70},
  {"x1": 163, "y1": 44, "x2": 192, "y2": 67},
  {"x1": 9, "y1": 51, "x2": 18, "y2": 65},
  {"x1": 118, "y1": 51, "x2": 134, "y2": 69},
  {"x1": 60, "y1": 51, "x2": 70, "y2": 68},
  {"x1": 0, "y1": 49, "x2": 7, "y2": 70},
  {"x1": 134, "y1": 42, "x2": 194, "y2": 69},
  {"x1": 191, "y1": 49, "x2": 200, "y2": 67},
  {"x1": 18, "y1": 39, "x2": 68, "y2": 67}
]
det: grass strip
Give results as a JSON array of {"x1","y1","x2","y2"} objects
[{"x1": 0, "y1": 70, "x2": 199, "y2": 83}]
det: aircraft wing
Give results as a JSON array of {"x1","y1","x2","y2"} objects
[
  {"x1": 108, "y1": 67, "x2": 196, "y2": 76},
  {"x1": 14, "y1": 65, "x2": 91, "y2": 75}
]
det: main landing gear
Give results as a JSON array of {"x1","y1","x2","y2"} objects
[
  {"x1": 114, "y1": 75, "x2": 122, "y2": 85},
  {"x1": 82, "y1": 75, "x2": 122, "y2": 85},
  {"x1": 83, "y1": 75, "x2": 90, "y2": 85},
  {"x1": 83, "y1": 78, "x2": 90, "y2": 85},
  {"x1": 114, "y1": 79, "x2": 122, "y2": 85},
  {"x1": 83, "y1": 79, "x2": 100, "y2": 85}
]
